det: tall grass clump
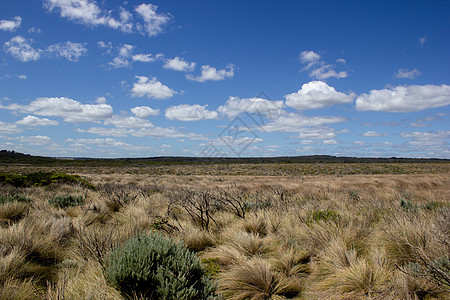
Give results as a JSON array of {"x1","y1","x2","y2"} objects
[{"x1": 105, "y1": 233, "x2": 217, "y2": 299}]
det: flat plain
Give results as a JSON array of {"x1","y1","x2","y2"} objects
[{"x1": 1, "y1": 160, "x2": 449, "y2": 299}]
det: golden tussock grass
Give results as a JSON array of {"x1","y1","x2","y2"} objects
[{"x1": 0, "y1": 165, "x2": 449, "y2": 299}]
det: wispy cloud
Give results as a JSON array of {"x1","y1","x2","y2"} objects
[{"x1": 395, "y1": 68, "x2": 421, "y2": 79}]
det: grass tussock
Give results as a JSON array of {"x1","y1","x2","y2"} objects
[{"x1": 0, "y1": 167, "x2": 448, "y2": 298}]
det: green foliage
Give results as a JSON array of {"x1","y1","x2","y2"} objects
[
  {"x1": 201, "y1": 258, "x2": 221, "y2": 278},
  {"x1": 0, "y1": 172, "x2": 95, "y2": 189},
  {"x1": 400, "y1": 198, "x2": 417, "y2": 211},
  {"x1": 307, "y1": 209, "x2": 340, "y2": 225},
  {"x1": 0, "y1": 194, "x2": 31, "y2": 204},
  {"x1": 48, "y1": 195, "x2": 84, "y2": 208},
  {"x1": 105, "y1": 233, "x2": 217, "y2": 300}
]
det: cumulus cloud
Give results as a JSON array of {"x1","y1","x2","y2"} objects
[
  {"x1": 103, "y1": 115, "x2": 154, "y2": 128},
  {"x1": 163, "y1": 57, "x2": 196, "y2": 72},
  {"x1": 44, "y1": 0, "x2": 170, "y2": 36},
  {"x1": 78, "y1": 126, "x2": 203, "y2": 140},
  {"x1": 4, "y1": 36, "x2": 42, "y2": 62},
  {"x1": 4, "y1": 36, "x2": 87, "y2": 62},
  {"x1": 1, "y1": 97, "x2": 113, "y2": 123},
  {"x1": 106, "y1": 44, "x2": 156, "y2": 68},
  {"x1": 0, "y1": 16, "x2": 22, "y2": 31},
  {"x1": 355, "y1": 84, "x2": 450, "y2": 112},
  {"x1": 0, "y1": 121, "x2": 22, "y2": 134},
  {"x1": 400, "y1": 130, "x2": 450, "y2": 146},
  {"x1": 395, "y1": 68, "x2": 422, "y2": 79},
  {"x1": 217, "y1": 97, "x2": 284, "y2": 119},
  {"x1": 290, "y1": 127, "x2": 348, "y2": 140},
  {"x1": 13, "y1": 135, "x2": 52, "y2": 145},
  {"x1": 260, "y1": 113, "x2": 345, "y2": 132},
  {"x1": 186, "y1": 65, "x2": 234, "y2": 82},
  {"x1": 299, "y1": 50, "x2": 348, "y2": 80},
  {"x1": 362, "y1": 131, "x2": 386, "y2": 137},
  {"x1": 46, "y1": 41, "x2": 87, "y2": 62},
  {"x1": 16, "y1": 115, "x2": 59, "y2": 126},
  {"x1": 135, "y1": 3, "x2": 171, "y2": 37},
  {"x1": 309, "y1": 65, "x2": 348, "y2": 80},
  {"x1": 299, "y1": 50, "x2": 321, "y2": 69},
  {"x1": 285, "y1": 81, "x2": 354, "y2": 110},
  {"x1": 132, "y1": 53, "x2": 155, "y2": 63},
  {"x1": 108, "y1": 44, "x2": 133, "y2": 68},
  {"x1": 131, "y1": 106, "x2": 160, "y2": 118},
  {"x1": 131, "y1": 76, "x2": 176, "y2": 99},
  {"x1": 165, "y1": 104, "x2": 218, "y2": 121}
]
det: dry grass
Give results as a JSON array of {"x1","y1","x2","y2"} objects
[{"x1": 0, "y1": 165, "x2": 448, "y2": 299}]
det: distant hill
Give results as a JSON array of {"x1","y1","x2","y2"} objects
[{"x1": 1, "y1": 150, "x2": 449, "y2": 165}]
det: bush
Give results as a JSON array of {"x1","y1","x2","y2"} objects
[
  {"x1": 0, "y1": 194, "x2": 31, "y2": 204},
  {"x1": 105, "y1": 233, "x2": 217, "y2": 299},
  {"x1": 307, "y1": 209, "x2": 340, "y2": 225},
  {"x1": 0, "y1": 172, "x2": 95, "y2": 189},
  {"x1": 49, "y1": 195, "x2": 83, "y2": 208}
]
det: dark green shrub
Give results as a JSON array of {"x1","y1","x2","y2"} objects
[
  {"x1": 48, "y1": 195, "x2": 83, "y2": 208},
  {"x1": 105, "y1": 233, "x2": 217, "y2": 299},
  {"x1": 0, "y1": 172, "x2": 95, "y2": 189},
  {"x1": 0, "y1": 194, "x2": 31, "y2": 204}
]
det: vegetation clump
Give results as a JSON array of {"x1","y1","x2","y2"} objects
[
  {"x1": 105, "y1": 233, "x2": 217, "y2": 299},
  {"x1": 0, "y1": 172, "x2": 95, "y2": 189},
  {"x1": 48, "y1": 195, "x2": 84, "y2": 208}
]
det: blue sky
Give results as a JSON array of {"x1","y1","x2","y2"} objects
[{"x1": 0, "y1": 0, "x2": 449, "y2": 158}]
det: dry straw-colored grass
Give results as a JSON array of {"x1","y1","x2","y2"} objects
[{"x1": 0, "y1": 165, "x2": 449, "y2": 299}]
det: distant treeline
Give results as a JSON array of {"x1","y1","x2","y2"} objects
[{"x1": 1, "y1": 150, "x2": 449, "y2": 166}]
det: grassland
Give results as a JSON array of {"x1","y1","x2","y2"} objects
[{"x1": 0, "y1": 160, "x2": 449, "y2": 299}]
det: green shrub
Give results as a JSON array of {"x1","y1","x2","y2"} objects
[
  {"x1": 105, "y1": 233, "x2": 217, "y2": 299},
  {"x1": 0, "y1": 172, "x2": 95, "y2": 189},
  {"x1": 307, "y1": 209, "x2": 340, "y2": 225},
  {"x1": 48, "y1": 195, "x2": 83, "y2": 208},
  {"x1": 0, "y1": 194, "x2": 31, "y2": 204},
  {"x1": 400, "y1": 198, "x2": 417, "y2": 211}
]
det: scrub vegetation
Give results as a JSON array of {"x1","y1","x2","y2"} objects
[{"x1": 0, "y1": 158, "x2": 449, "y2": 299}]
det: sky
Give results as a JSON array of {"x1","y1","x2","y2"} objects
[{"x1": 0, "y1": 0, "x2": 449, "y2": 158}]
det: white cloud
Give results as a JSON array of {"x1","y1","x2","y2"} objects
[
  {"x1": 108, "y1": 44, "x2": 133, "y2": 68},
  {"x1": 400, "y1": 130, "x2": 450, "y2": 146},
  {"x1": 13, "y1": 135, "x2": 52, "y2": 145},
  {"x1": 46, "y1": 41, "x2": 87, "y2": 62},
  {"x1": 132, "y1": 53, "x2": 155, "y2": 63},
  {"x1": 0, "y1": 16, "x2": 22, "y2": 31},
  {"x1": 299, "y1": 50, "x2": 321, "y2": 69},
  {"x1": 135, "y1": 3, "x2": 171, "y2": 37},
  {"x1": 131, "y1": 106, "x2": 160, "y2": 118},
  {"x1": 285, "y1": 81, "x2": 354, "y2": 110},
  {"x1": 355, "y1": 84, "x2": 450, "y2": 112},
  {"x1": 18, "y1": 74, "x2": 26, "y2": 80},
  {"x1": 299, "y1": 50, "x2": 347, "y2": 80},
  {"x1": 0, "y1": 121, "x2": 22, "y2": 134},
  {"x1": 104, "y1": 115, "x2": 154, "y2": 128},
  {"x1": 44, "y1": 0, "x2": 170, "y2": 36},
  {"x1": 186, "y1": 65, "x2": 234, "y2": 82},
  {"x1": 4, "y1": 36, "x2": 42, "y2": 62},
  {"x1": 1, "y1": 97, "x2": 113, "y2": 123},
  {"x1": 260, "y1": 113, "x2": 345, "y2": 132},
  {"x1": 395, "y1": 68, "x2": 422, "y2": 79},
  {"x1": 217, "y1": 97, "x2": 284, "y2": 119},
  {"x1": 323, "y1": 139, "x2": 338, "y2": 144},
  {"x1": 97, "y1": 41, "x2": 113, "y2": 54},
  {"x1": 419, "y1": 36, "x2": 427, "y2": 46},
  {"x1": 163, "y1": 57, "x2": 196, "y2": 72},
  {"x1": 165, "y1": 104, "x2": 218, "y2": 121},
  {"x1": 28, "y1": 27, "x2": 41, "y2": 34},
  {"x1": 309, "y1": 65, "x2": 348, "y2": 80},
  {"x1": 362, "y1": 131, "x2": 386, "y2": 137},
  {"x1": 4, "y1": 36, "x2": 87, "y2": 62},
  {"x1": 16, "y1": 115, "x2": 59, "y2": 126},
  {"x1": 131, "y1": 76, "x2": 176, "y2": 99},
  {"x1": 290, "y1": 127, "x2": 347, "y2": 140}
]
